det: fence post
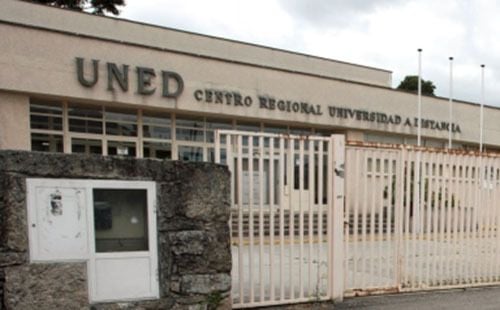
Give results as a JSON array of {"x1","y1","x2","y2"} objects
[
  {"x1": 331, "y1": 134, "x2": 345, "y2": 301},
  {"x1": 214, "y1": 130, "x2": 220, "y2": 163},
  {"x1": 395, "y1": 146, "x2": 405, "y2": 289}
]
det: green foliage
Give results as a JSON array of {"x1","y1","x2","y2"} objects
[
  {"x1": 206, "y1": 292, "x2": 224, "y2": 310},
  {"x1": 397, "y1": 75, "x2": 436, "y2": 96},
  {"x1": 26, "y1": 0, "x2": 125, "y2": 15}
]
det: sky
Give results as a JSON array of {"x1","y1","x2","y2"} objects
[{"x1": 120, "y1": 0, "x2": 500, "y2": 106}]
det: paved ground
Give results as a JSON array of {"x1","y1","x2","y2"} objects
[
  {"x1": 232, "y1": 237, "x2": 499, "y2": 302},
  {"x1": 231, "y1": 238, "x2": 500, "y2": 308},
  {"x1": 335, "y1": 286, "x2": 500, "y2": 310},
  {"x1": 258, "y1": 285, "x2": 500, "y2": 309}
]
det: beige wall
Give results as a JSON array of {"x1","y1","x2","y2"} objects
[
  {"x1": 0, "y1": 91, "x2": 30, "y2": 150},
  {"x1": 346, "y1": 130, "x2": 364, "y2": 142},
  {"x1": 0, "y1": 2, "x2": 498, "y2": 148},
  {"x1": 0, "y1": 0, "x2": 391, "y2": 88}
]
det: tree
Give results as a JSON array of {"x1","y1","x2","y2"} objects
[
  {"x1": 26, "y1": 0, "x2": 125, "y2": 15},
  {"x1": 397, "y1": 75, "x2": 436, "y2": 96}
]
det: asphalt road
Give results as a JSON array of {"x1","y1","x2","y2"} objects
[
  {"x1": 334, "y1": 286, "x2": 500, "y2": 310},
  {"x1": 260, "y1": 286, "x2": 500, "y2": 309}
]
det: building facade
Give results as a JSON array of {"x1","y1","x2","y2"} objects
[{"x1": 1, "y1": 0, "x2": 499, "y2": 161}]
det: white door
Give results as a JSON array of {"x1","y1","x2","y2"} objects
[{"x1": 88, "y1": 181, "x2": 159, "y2": 303}]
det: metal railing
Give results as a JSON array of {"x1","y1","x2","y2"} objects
[
  {"x1": 345, "y1": 144, "x2": 500, "y2": 295},
  {"x1": 215, "y1": 130, "x2": 345, "y2": 308}
]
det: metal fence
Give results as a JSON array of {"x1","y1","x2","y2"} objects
[
  {"x1": 216, "y1": 131, "x2": 500, "y2": 308},
  {"x1": 215, "y1": 131, "x2": 345, "y2": 308},
  {"x1": 345, "y1": 144, "x2": 500, "y2": 295}
]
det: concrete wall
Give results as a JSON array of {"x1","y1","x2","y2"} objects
[
  {"x1": 0, "y1": 92, "x2": 29, "y2": 150},
  {"x1": 0, "y1": 151, "x2": 231, "y2": 309},
  {"x1": 0, "y1": 0, "x2": 392, "y2": 88}
]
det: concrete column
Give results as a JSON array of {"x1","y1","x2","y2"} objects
[{"x1": 0, "y1": 91, "x2": 30, "y2": 150}]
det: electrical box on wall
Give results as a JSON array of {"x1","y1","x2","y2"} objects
[
  {"x1": 26, "y1": 178, "x2": 159, "y2": 303},
  {"x1": 27, "y1": 180, "x2": 90, "y2": 261}
]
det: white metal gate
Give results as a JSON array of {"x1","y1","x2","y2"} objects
[
  {"x1": 345, "y1": 144, "x2": 500, "y2": 296},
  {"x1": 215, "y1": 131, "x2": 345, "y2": 308},
  {"x1": 216, "y1": 134, "x2": 500, "y2": 306}
]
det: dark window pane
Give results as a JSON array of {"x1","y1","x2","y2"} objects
[
  {"x1": 106, "y1": 122, "x2": 137, "y2": 136},
  {"x1": 143, "y1": 142, "x2": 171, "y2": 159},
  {"x1": 31, "y1": 133, "x2": 63, "y2": 153},
  {"x1": 290, "y1": 127, "x2": 312, "y2": 135},
  {"x1": 236, "y1": 122, "x2": 260, "y2": 132},
  {"x1": 108, "y1": 141, "x2": 136, "y2": 157},
  {"x1": 72, "y1": 138, "x2": 102, "y2": 155},
  {"x1": 263, "y1": 124, "x2": 287, "y2": 134},
  {"x1": 105, "y1": 109, "x2": 137, "y2": 122},
  {"x1": 206, "y1": 118, "x2": 232, "y2": 130},
  {"x1": 104, "y1": 109, "x2": 137, "y2": 136},
  {"x1": 93, "y1": 189, "x2": 148, "y2": 252},
  {"x1": 206, "y1": 131, "x2": 227, "y2": 144},
  {"x1": 178, "y1": 146, "x2": 203, "y2": 162},
  {"x1": 176, "y1": 116, "x2": 204, "y2": 128},
  {"x1": 176, "y1": 128, "x2": 204, "y2": 142},
  {"x1": 143, "y1": 125, "x2": 171, "y2": 139},
  {"x1": 142, "y1": 114, "x2": 171, "y2": 126},
  {"x1": 30, "y1": 114, "x2": 63, "y2": 130},
  {"x1": 208, "y1": 147, "x2": 226, "y2": 164},
  {"x1": 68, "y1": 104, "x2": 103, "y2": 119},
  {"x1": 69, "y1": 119, "x2": 103, "y2": 134},
  {"x1": 30, "y1": 100, "x2": 62, "y2": 115}
]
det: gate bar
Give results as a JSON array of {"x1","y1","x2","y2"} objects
[{"x1": 331, "y1": 135, "x2": 345, "y2": 301}]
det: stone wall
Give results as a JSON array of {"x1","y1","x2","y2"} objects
[{"x1": 0, "y1": 150, "x2": 231, "y2": 309}]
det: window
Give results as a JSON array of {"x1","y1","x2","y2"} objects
[
  {"x1": 206, "y1": 118, "x2": 233, "y2": 143},
  {"x1": 29, "y1": 98, "x2": 326, "y2": 162},
  {"x1": 108, "y1": 141, "x2": 136, "y2": 157},
  {"x1": 68, "y1": 104, "x2": 103, "y2": 134},
  {"x1": 142, "y1": 111, "x2": 172, "y2": 159},
  {"x1": 143, "y1": 141, "x2": 171, "y2": 159},
  {"x1": 72, "y1": 138, "x2": 102, "y2": 154},
  {"x1": 178, "y1": 145, "x2": 203, "y2": 162},
  {"x1": 175, "y1": 115, "x2": 234, "y2": 162},
  {"x1": 31, "y1": 133, "x2": 63, "y2": 153},
  {"x1": 30, "y1": 100, "x2": 63, "y2": 130},
  {"x1": 105, "y1": 108, "x2": 138, "y2": 136},
  {"x1": 30, "y1": 100, "x2": 64, "y2": 152},
  {"x1": 206, "y1": 118, "x2": 232, "y2": 163},
  {"x1": 176, "y1": 115, "x2": 204, "y2": 142},
  {"x1": 143, "y1": 113, "x2": 172, "y2": 140},
  {"x1": 93, "y1": 189, "x2": 148, "y2": 253},
  {"x1": 289, "y1": 126, "x2": 312, "y2": 136},
  {"x1": 263, "y1": 124, "x2": 287, "y2": 134}
]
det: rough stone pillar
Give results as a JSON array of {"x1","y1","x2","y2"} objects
[{"x1": 0, "y1": 151, "x2": 232, "y2": 309}]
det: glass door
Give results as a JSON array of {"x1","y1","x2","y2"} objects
[{"x1": 88, "y1": 181, "x2": 158, "y2": 303}]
